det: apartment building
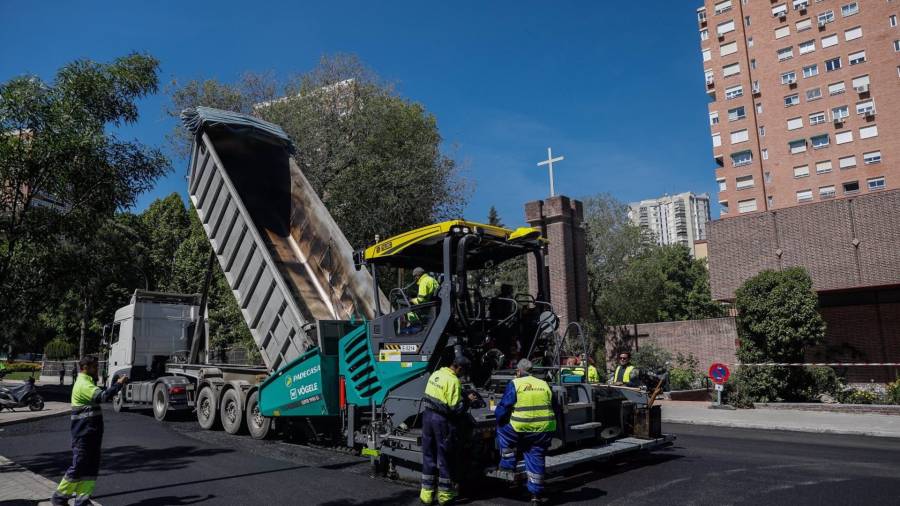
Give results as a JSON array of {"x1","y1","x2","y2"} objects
[
  {"x1": 697, "y1": 0, "x2": 900, "y2": 216},
  {"x1": 628, "y1": 192, "x2": 711, "y2": 256}
]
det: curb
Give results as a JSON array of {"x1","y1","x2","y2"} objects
[
  {"x1": 662, "y1": 417, "x2": 900, "y2": 439},
  {"x1": 0, "y1": 408, "x2": 70, "y2": 428}
]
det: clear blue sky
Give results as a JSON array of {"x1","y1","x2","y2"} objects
[{"x1": 1, "y1": 1, "x2": 716, "y2": 227}]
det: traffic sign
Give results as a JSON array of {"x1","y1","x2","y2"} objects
[{"x1": 708, "y1": 363, "x2": 730, "y2": 384}]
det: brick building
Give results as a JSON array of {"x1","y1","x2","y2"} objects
[
  {"x1": 628, "y1": 192, "x2": 711, "y2": 257},
  {"x1": 697, "y1": 0, "x2": 900, "y2": 216}
]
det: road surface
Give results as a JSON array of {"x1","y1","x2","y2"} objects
[{"x1": 1, "y1": 405, "x2": 899, "y2": 505}]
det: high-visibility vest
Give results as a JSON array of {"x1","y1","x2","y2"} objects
[
  {"x1": 70, "y1": 372, "x2": 104, "y2": 438},
  {"x1": 570, "y1": 365, "x2": 600, "y2": 383},
  {"x1": 411, "y1": 273, "x2": 440, "y2": 305},
  {"x1": 423, "y1": 367, "x2": 462, "y2": 416},
  {"x1": 614, "y1": 365, "x2": 635, "y2": 384},
  {"x1": 510, "y1": 376, "x2": 556, "y2": 433}
]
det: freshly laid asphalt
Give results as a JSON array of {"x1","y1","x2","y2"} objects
[{"x1": 1, "y1": 403, "x2": 899, "y2": 505}]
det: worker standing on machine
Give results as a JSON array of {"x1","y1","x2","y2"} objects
[
  {"x1": 610, "y1": 351, "x2": 639, "y2": 387},
  {"x1": 572, "y1": 356, "x2": 600, "y2": 383},
  {"x1": 420, "y1": 356, "x2": 475, "y2": 505},
  {"x1": 52, "y1": 356, "x2": 127, "y2": 506},
  {"x1": 410, "y1": 267, "x2": 439, "y2": 305},
  {"x1": 495, "y1": 359, "x2": 559, "y2": 505}
]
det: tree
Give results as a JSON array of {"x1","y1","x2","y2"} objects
[
  {"x1": 0, "y1": 54, "x2": 169, "y2": 352},
  {"x1": 167, "y1": 54, "x2": 469, "y2": 250},
  {"x1": 480, "y1": 206, "x2": 528, "y2": 296},
  {"x1": 141, "y1": 193, "x2": 190, "y2": 290},
  {"x1": 733, "y1": 267, "x2": 826, "y2": 402}
]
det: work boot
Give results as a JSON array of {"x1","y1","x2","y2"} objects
[
  {"x1": 420, "y1": 487, "x2": 434, "y2": 505},
  {"x1": 530, "y1": 494, "x2": 546, "y2": 505}
]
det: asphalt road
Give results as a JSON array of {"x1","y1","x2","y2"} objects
[{"x1": 1, "y1": 404, "x2": 899, "y2": 506}]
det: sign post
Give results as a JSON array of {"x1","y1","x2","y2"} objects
[{"x1": 708, "y1": 362, "x2": 730, "y2": 408}]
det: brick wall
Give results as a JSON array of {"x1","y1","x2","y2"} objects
[{"x1": 605, "y1": 317, "x2": 739, "y2": 372}]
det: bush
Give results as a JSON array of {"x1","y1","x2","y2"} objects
[
  {"x1": 669, "y1": 352, "x2": 702, "y2": 390},
  {"x1": 1, "y1": 361, "x2": 42, "y2": 373},
  {"x1": 631, "y1": 343, "x2": 672, "y2": 374},
  {"x1": 801, "y1": 366, "x2": 843, "y2": 401},
  {"x1": 44, "y1": 339, "x2": 76, "y2": 360},
  {"x1": 840, "y1": 388, "x2": 879, "y2": 405},
  {"x1": 887, "y1": 379, "x2": 900, "y2": 405},
  {"x1": 724, "y1": 373, "x2": 756, "y2": 408}
]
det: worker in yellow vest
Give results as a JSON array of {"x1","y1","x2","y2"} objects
[
  {"x1": 411, "y1": 267, "x2": 439, "y2": 305},
  {"x1": 52, "y1": 356, "x2": 126, "y2": 506},
  {"x1": 420, "y1": 356, "x2": 476, "y2": 505},
  {"x1": 495, "y1": 359, "x2": 559, "y2": 505},
  {"x1": 569, "y1": 356, "x2": 600, "y2": 383},
  {"x1": 610, "y1": 351, "x2": 639, "y2": 387}
]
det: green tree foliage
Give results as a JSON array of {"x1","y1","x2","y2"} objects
[
  {"x1": 732, "y1": 267, "x2": 826, "y2": 402},
  {"x1": 141, "y1": 193, "x2": 190, "y2": 290},
  {"x1": 0, "y1": 54, "x2": 169, "y2": 353},
  {"x1": 481, "y1": 206, "x2": 528, "y2": 296},
  {"x1": 44, "y1": 338, "x2": 76, "y2": 360},
  {"x1": 167, "y1": 54, "x2": 468, "y2": 250}
]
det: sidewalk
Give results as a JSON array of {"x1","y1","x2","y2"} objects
[
  {"x1": 0, "y1": 402, "x2": 70, "y2": 427},
  {"x1": 0, "y1": 455, "x2": 56, "y2": 505},
  {"x1": 660, "y1": 400, "x2": 900, "y2": 438}
]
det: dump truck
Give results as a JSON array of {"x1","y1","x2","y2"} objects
[{"x1": 106, "y1": 107, "x2": 673, "y2": 489}]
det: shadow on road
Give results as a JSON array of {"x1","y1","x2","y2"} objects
[
  {"x1": 317, "y1": 489, "x2": 420, "y2": 506},
  {"x1": 128, "y1": 494, "x2": 216, "y2": 505},
  {"x1": 8, "y1": 444, "x2": 235, "y2": 478}
]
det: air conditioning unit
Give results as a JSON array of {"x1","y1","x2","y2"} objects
[
  {"x1": 854, "y1": 85, "x2": 869, "y2": 93},
  {"x1": 818, "y1": 21, "x2": 827, "y2": 29},
  {"x1": 833, "y1": 116, "x2": 844, "y2": 124},
  {"x1": 864, "y1": 110, "x2": 875, "y2": 118},
  {"x1": 786, "y1": 78, "x2": 796, "y2": 85}
]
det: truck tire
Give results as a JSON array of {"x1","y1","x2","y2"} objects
[
  {"x1": 220, "y1": 388, "x2": 244, "y2": 435},
  {"x1": 153, "y1": 384, "x2": 170, "y2": 421},
  {"x1": 113, "y1": 392, "x2": 127, "y2": 413},
  {"x1": 196, "y1": 387, "x2": 218, "y2": 430},
  {"x1": 245, "y1": 391, "x2": 271, "y2": 440}
]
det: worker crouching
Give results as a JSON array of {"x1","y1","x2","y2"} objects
[{"x1": 495, "y1": 359, "x2": 559, "y2": 505}]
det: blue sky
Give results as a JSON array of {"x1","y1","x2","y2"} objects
[{"x1": 1, "y1": 1, "x2": 715, "y2": 227}]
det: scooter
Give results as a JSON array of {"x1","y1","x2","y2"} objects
[{"x1": 0, "y1": 377, "x2": 45, "y2": 412}]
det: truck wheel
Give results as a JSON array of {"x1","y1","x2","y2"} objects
[
  {"x1": 113, "y1": 392, "x2": 127, "y2": 413},
  {"x1": 153, "y1": 384, "x2": 170, "y2": 421},
  {"x1": 246, "y1": 391, "x2": 271, "y2": 440},
  {"x1": 220, "y1": 389, "x2": 244, "y2": 435},
  {"x1": 196, "y1": 387, "x2": 218, "y2": 430}
]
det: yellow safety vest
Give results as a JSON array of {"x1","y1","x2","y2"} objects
[
  {"x1": 510, "y1": 376, "x2": 556, "y2": 433},
  {"x1": 571, "y1": 365, "x2": 600, "y2": 383},
  {"x1": 423, "y1": 367, "x2": 462, "y2": 415},
  {"x1": 411, "y1": 273, "x2": 440, "y2": 305},
  {"x1": 614, "y1": 365, "x2": 635, "y2": 384}
]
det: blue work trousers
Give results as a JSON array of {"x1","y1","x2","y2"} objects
[
  {"x1": 496, "y1": 423, "x2": 552, "y2": 495},
  {"x1": 421, "y1": 409, "x2": 458, "y2": 496}
]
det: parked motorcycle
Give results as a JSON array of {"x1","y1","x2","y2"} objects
[{"x1": 0, "y1": 377, "x2": 45, "y2": 412}]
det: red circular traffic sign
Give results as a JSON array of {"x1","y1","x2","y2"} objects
[{"x1": 708, "y1": 363, "x2": 730, "y2": 384}]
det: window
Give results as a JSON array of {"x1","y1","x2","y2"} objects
[
  {"x1": 762, "y1": 149, "x2": 769, "y2": 160},
  {"x1": 700, "y1": 29, "x2": 710, "y2": 41},
  {"x1": 799, "y1": 39, "x2": 817, "y2": 54},
  {"x1": 715, "y1": 0, "x2": 733, "y2": 15},
  {"x1": 867, "y1": 177, "x2": 886, "y2": 191},
  {"x1": 768, "y1": 195, "x2": 775, "y2": 208},
  {"x1": 848, "y1": 51, "x2": 866, "y2": 65},
  {"x1": 863, "y1": 151, "x2": 882, "y2": 164},
  {"x1": 759, "y1": 126, "x2": 766, "y2": 136},
  {"x1": 756, "y1": 102, "x2": 763, "y2": 113},
  {"x1": 720, "y1": 41, "x2": 738, "y2": 56},
  {"x1": 822, "y1": 34, "x2": 839, "y2": 48},
  {"x1": 796, "y1": 189, "x2": 813, "y2": 202},
  {"x1": 782, "y1": 71, "x2": 797, "y2": 84},
  {"x1": 894, "y1": 40, "x2": 900, "y2": 52},
  {"x1": 748, "y1": 37, "x2": 754, "y2": 48},
  {"x1": 746, "y1": 16, "x2": 752, "y2": 26},
  {"x1": 731, "y1": 129, "x2": 749, "y2": 144},
  {"x1": 826, "y1": 57, "x2": 842, "y2": 71},
  {"x1": 891, "y1": 15, "x2": 898, "y2": 28},
  {"x1": 787, "y1": 117, "x2": 804, "y2": 130},
  {"x1": 811, "y1": 133, "x2": 830, "y2": 148},
  {"x1": 738, "y1": 198, "x2": 757, "y2": 213},
  {"x1": 818, "y1": 10, "x2": 835, "y2": 25},
  {"x1": 698, "y1": 8, "x2": 708, "y2": 25},
  {"x1": 784, "y1": 94, "x2": 800, "y2": 107},
  {"x1": 731, "y1": 150, "x2": 753, "y2": 166},
  {"x1": 736, "y1": 175, "x2": 755, "y2": 189},
  {"x1": 703, "y1": 49, "x2": 712, "y2": 62},
  {"x1": 712, "y1": 133, "x2": 722, "y2": 147},
  {"x1": 717, "y1": 178, "x2": 727, "y2": 192},
  {"x1": 841, "y1": 2, "x2": 858, "y2": 17},
  {"x1": 835, "y1": 130, "x2": 853, "y2": 144},
  {"x1": 828, "y1": 81, "x2": 846, "y2": 95},
  {"x1": 790, "y1": 139, "x2": 808, "y2": 153},
  {"x1": 816, "y1": 160, "x2": 833, "y2": 173},
  {"x1": 710, "y1": 111, "x2": 720, "y2": 125},
  {"x1": 728, "y1": 106, "x2": 746, "y2": 121},
  {"x1": 778, "y1": 47, "x2": 794, "y2": 61},
  {"x1": 806, "y1": 88, "x2": 822, "y2": 101},
  {"x1": 705, "y1": 69, "x2": 715, "y2": 85},
  {"x1": 845, "y1": 26, "x2": 862, "y2": 41},
  {"x1": 832, "y1": 105, "x2": 849, "y2": 120},
  {"x1": 843, "y1": 180, "x2": 860, "y2": 194},
  {"x1": 794, "y1": 165, "x2": 811, "y2": 177},
  {"x1": 860, "y1": 125, "x2": 878, "y2": 139},
  {"x1": 765, "y1": 171, "x2": 772, "y2": 183},
  {"x1": 718, "y1": 19, "x2": 736, "y2": 36},
  {"x1": 725, "y1": 85, "x2": 744, "y2": 99},
  {"x1": 819, "y1": 185, "x2": 836, "y2": 199},
  {"x1": 723, "y1": 62, "x2": 741, "y2": 77},
  {"x1": 773, "y1": 4, "x2": 788, "y2": 17},
  {"x1": 752, "y1": 80, "x2": 761, "y2": 93},
  {"x1": 793, "y1": 0, "x2": 809, "y2": 10},
  {"x1": 750, "y1": 58, "x2": 757, "y2": 69},
  {"x1": 797, "y1": 18, "x2": 813, "y2": 31},
  {"x1": 856, "y1": 100, "x2": 875, "y2": 115},
  {"x1": 720, "y1": 201, "x2": 730, "y2": 214},
  {"x1": 809, "y1": 111, "x2": 826, "y2": 125},
  {"x1": 839, "y1": 155, "x2": 857, "y2": 169},
  {"x1": 852, "y1": 74, "x2": 870, "y2": 90},
  {"x1": 775, "y1": 26, "x2": 791, "y2": 39},
  {"x1": 803, "y1": 64, "x2": 818, "y2": 78}
]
